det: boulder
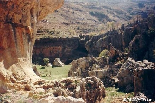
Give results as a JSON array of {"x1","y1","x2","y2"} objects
[
  {"x1": 53, "y1": 58, "x2": 64, "y2": 67},
  {"x1": 47, "y1": 63, "x2": 52, "y2": 67},
  {"x1": 80, "y1": 77, "x2": 106, "y2": 103},
  {"x1": 68, "y1": 57, "x2": 107, "y2": 77}
]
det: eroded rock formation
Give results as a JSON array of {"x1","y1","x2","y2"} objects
[
  {"x1": 68, "y1": 57, "x2": 108, "y2": 78},
  {"x1": 1, "y1": 77, "x2": 105, "y2": 103},
  {"x1": 85, "y1": 30, "x2": 123, "y2": 57},
  {"x1": 117, "y1": 58, "x2": 135, "y2": 92},
  {"x1": 68, "y1": 56, "x2": 122, "y2": 87},
  {"x1": 0, "y1": 0, "x2": 64, "y2": 93},
  {"x1": 117, "y1": 57, "x2": 155, "y2": 99},
  {"x1": 134, "y1": 60, "x2": 155, "y2": 100}
]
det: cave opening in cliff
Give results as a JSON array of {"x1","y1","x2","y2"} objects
[
  {"x1": 73, "y1": 45, "x2": 88, "y2": 58},
  {"x1": 32, "y1": 37, "x2": 89, "y2": 65},
  {"x1": 64, "y1": 46, "x2": 89, "y2": 65}
]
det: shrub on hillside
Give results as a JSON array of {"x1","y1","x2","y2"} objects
[{"x1": 99, "y1": 49, "x2": 110, "y2": 57}]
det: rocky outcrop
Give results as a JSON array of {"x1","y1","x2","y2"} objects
[
  {"x1": 35, "y1": 77, "x2": 105, "y2": 103},
  {"x1": 85, "y1": 30, "x2": 123, "y2": 57},
  {"x1": 68, "y1": 57, "x2": 108, "y2": 77},
  {"x1": 129, "y1": 34, "x2": 149, "y2": 61},
  {"x1": 1, "y1": 77, "x2": 105, "y2": 103},
  {"x1": 33, "y1": 14, "x2": 155, "y2": 66},
  {"x1": 68, "y1": 56, "x2": 122, "y2": 87},
  {"x1": 117, "y1": 58, "x2": 135, "y2": 92},
  {"x1": 0, "y1": 0, "x2": 64, "y2": 69},
  {"x1": 39, "y1": 96, "x2": 85, "y2": 103},
  {"x1": 80, "y1": 77, "x2": 105, "y2": 103},
  {"x1": 134, "y1": 60, "x2": 155, "y2": 100},
  {"x1": 0, "y1": 0, "x2": 64, "y2": 93},
  {"x1": 85, "y1": 14, "x2": 155, "y2": 63},
  {"x1": 117, "y1": 57, "x2": 155, "y2": 100}
]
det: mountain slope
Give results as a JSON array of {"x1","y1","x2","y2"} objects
[{"x1": 37, "y1": 0, "x2": 155, "y2": 38}]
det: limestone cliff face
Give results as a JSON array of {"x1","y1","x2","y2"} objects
[
  {"x1": 33, "y1": 36, "x2": 89, "y2": 64},
  {"x1": 85, "y1": 30, "x2": 123, "y2": 57},
  {"x1": 0, "y1": 0, "x2": 63, "y2": 93},
  {"x1": 0, "y1": 0, "x2": 64, "y2": 69}
]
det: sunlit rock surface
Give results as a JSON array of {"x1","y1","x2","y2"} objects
[{"x1": 0, "y1": 0, "x2": 63, "y2": 92}]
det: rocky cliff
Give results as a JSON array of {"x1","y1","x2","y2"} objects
[
  {"x1": 0, "y1": 0, "x2": 64, "y2": 93},
  {"x1": 86, "y1": 14, "x2": 155, "y2": 62},
  {"x1": 33, "y1": 36, "x2": 89, "y2": 64}
]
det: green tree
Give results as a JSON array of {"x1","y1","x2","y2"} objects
[
  {"x1": 43, "y1": 58, "x2": 49, "y2": 66},
  {"x1": 99, "y1": 49, "x2": 109, "y2": 57}
]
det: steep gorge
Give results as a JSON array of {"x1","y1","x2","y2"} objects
[
  {"x1": 0, "y1": 2, "x2": 106, "y2": 102},
  {"x1": 0, "y1": 0, "x2": 64, "y2": 93}
]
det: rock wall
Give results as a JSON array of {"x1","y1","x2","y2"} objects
[
  {"x1": 33, "y1": 36, "x2": 89, "y2": 64},
  {"x1": 0, "y1": 0, "x2": 64, "y2": 92},
  {"x1": 85, "y1": 30, "x2": 123, "y2": 57}
]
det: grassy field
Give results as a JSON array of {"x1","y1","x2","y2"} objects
[
  {"x1": 35, "y1": 65, "x2": 71, "y2": 80},
  {"x1": 104, "y1": 87, "x2": 134, "y2": 103}
]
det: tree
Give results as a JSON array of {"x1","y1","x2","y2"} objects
[
  {"x1": 99, "y1": 49, "x2": 110, "y2": 57},
  {"x1": 43, "y1": 58, "x2": 49, "y2": 66}
]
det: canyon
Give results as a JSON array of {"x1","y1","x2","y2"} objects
[
  {"x1": 0, "y1": 0, "x2": 155, "y2": 102},
  {"x1": 0, "y1": 0, "x2": 106, "y2": 103},
  {"x1": 33, "y1": 16, "x2": 155, "y2": 65},
  {"x1": 33, "y1": 10, "x2": 155, "y2": 101}
]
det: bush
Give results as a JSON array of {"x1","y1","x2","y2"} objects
[
  {"x1": 43, "y1": 58, "x2": 49, "y2": 66},
  {"x1": 99, "y1": 49, "x2": 109, "y2": 57}
]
